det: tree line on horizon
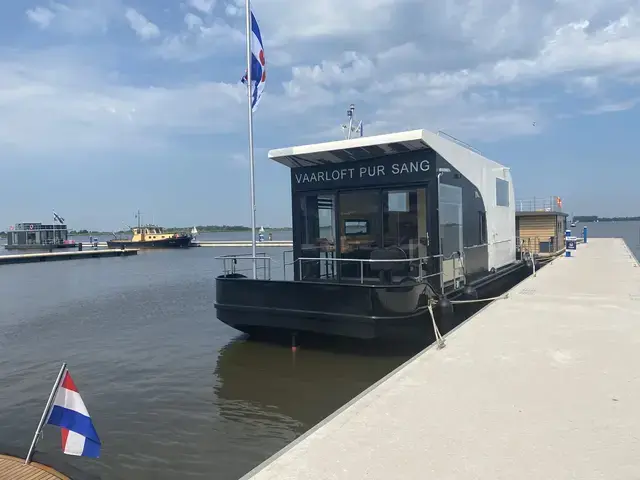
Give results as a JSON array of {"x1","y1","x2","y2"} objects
[{"x1": 574, "y1": 216, "x2": 640, "y2": 222}]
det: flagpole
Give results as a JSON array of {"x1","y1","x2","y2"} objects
[
  {"x1": 25, "y1": 362, "x2": 67, "y2": 464},
  {"x1": 245, "y1": 0, "x2": 257, "y2": 279}
]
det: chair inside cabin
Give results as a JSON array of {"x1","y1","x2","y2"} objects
[{"x1": 369, "y1": 247, "x2": 411, "y2": 284}]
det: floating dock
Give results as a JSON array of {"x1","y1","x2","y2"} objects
[
  {"x1": 0, "y1": 248, "x2": 138, "y2": 265},
  {"x1": 0, "y1": 454, "x2": 69, "y2": 479},
  {"x1": 244, "y1": 238, "x2": 640, "y2": 479}
]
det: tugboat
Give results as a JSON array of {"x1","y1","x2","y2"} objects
[
  {"x1": 107, "y1": 211, "x2": 192, "y2": 249},
  {"x1": 214, "y1": 123, "x2": 531, "y2": 342}
]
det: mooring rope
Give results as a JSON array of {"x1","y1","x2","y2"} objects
[
  {"x1": 448, "y1": 293, "x2": 510, "y2": 304},
  {"x1": 427, "y1": 303, "x2": 445, "y2": 349}
]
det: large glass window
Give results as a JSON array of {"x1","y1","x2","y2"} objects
[
  {"x1": 299, "y1": 194, "x2": 336, "y2": 280},
  {"x1": 496, "y1": 178, "x2": 509, "y2": 207},
  {"x1": 383, "y1": 188, "x2": 428, "y2": 259},
  {"x1": 338, "y1": 190, "x2": 380, "y2": 280},
  {"x1": 439, "y1": 184, "x2": 463, "y2": 256}
]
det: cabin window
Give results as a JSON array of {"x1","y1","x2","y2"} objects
[
  {"x1": 344, "y1": 220, "x2": 369, "y2": 235},
  {"x1": 298, "y1": 193, "x2": 337, "y2": 280},
  {"x1": 439, "y1": 184, "x2": 463, "y2": 257},
  {"x1": 338, "y1": 190, "x2": 381, "y2": 280},
  {"x1": 479, "y1": 211, "x2": 487, "y2": 244},
  {"x1": 496, "y1": 178, "x2": 509, "y2": 207},
  {"x1": 383, "y1": 188, "x2": 428, "y2": 260}
]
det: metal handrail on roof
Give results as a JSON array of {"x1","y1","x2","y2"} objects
[{"x1": 516, "y1": 196, "x2": 563, "y2": 213}]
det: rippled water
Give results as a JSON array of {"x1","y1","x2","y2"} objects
[
  {"x1": 0, "y1": 224, "x2": 632, "y2": 479},
  {"x1": 0, "y1": 232, "x2": 415, "y2": 479}
]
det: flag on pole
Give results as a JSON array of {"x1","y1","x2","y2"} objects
[
  {"x1": 46, "y1": 370, "x2": 101, "y2": 458},
  {"x1": 53, "y1": 211, "x2": 65, "y2": 224},
  {"x1": 240, "y1": 8, "x2": 266, "y2": 112}
]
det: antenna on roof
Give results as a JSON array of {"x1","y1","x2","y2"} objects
[{"x1": 341, "y1": 104, "x2": 363, "y2": 140}]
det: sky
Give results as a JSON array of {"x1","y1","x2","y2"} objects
[{"x1": 1, "y1": 0, "x2": 640, "y2": 230}]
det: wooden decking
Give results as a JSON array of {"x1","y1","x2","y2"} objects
[{"x1": 0, "y1": 454, "x2": 69, "y2": 480}]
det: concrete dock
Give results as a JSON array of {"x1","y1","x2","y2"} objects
[
  {"x1": 244, "y1": 238, "x2": 640, "y2": 480},
  {"x1": 0, "y1": 248, "x2": 138, "y2": 265},
  {"x1": 0, "y1": 454, "x2": 69, "y2": 479}
]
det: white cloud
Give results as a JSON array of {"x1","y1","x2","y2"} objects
[
  {"x1": 0, "y1": 49, "x2": 244, "y2": 158},
  {"x1": 24, "y1": 0, "x2": 122, "y2": 36},
  {"x1": 224, "y1": 4, "x2": 240, "y2": 17},
  {"x1": 124, "y1": 8, "x2": 160, "y2": 40},
  {"x1": 184, "y1": 13, "x2": 203, "y2": 30},
  {"x1": 26, "y1": 7, "x2": 55, "y2": 28},
  {"x1": 272, "y1": 4, "x2": 640, "y2": 140},
  {"x1": 187, "y1": 0, "x2": 216, "y2": 15},
  {"x1": 156, "y1": 20, "x2": 243, "y2": 61},
  {"x1": 12, "y1": 0, "x2": 640, "y2": 160}
]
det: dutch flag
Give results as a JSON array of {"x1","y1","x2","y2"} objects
[
  {"x1": 240, "y1": 7, "x2": 266, "y2": 112},
  {"x1": 46, "y1": 370, "x2": 101, "y2": 457}
]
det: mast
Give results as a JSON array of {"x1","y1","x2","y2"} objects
[
  {"x1": 341, "y1": 104, "x2": 363, "y2": 140},
  {"x1": 245, "y1": 0, "x2": 257, "y2": 278},
  {"x1": 136, "y1": 209, "x2": 145, "y2": 241}
]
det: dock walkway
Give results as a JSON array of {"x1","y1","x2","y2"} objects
[
  {"x1": 0, "y1": 454, "x2": 69, "y2": 479},
  {"x1": 245, "y1": 238, "x2": 640, "y2": 479},
  {"x1": 0, "y1": 248, "x2": 138, "y2": 265}
]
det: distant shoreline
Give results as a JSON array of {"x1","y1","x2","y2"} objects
[
  {"x1": 0, "y1": 226, "x2": 292, "y2": 237},
  {"x1": 573, "y1": 217, "x2": 640, "y2": 223}
]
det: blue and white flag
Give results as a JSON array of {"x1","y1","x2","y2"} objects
[
  {"x1": 46, "y1": 370, "x2": 101, "y2": 458},
  {"x1": 53, "y1": 211, "x2": 64, "y2": 224},
  {"x1": 240, "y1": 8, "x2": 266, "y2": 112}
]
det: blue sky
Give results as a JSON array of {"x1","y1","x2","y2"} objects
[{"x1": 1, "y1": 0, "x2": 640, "y2": 230}]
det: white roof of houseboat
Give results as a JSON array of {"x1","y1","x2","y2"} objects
[{"x1": 267, "y1": 129, "x2": 506, "y2": 171}]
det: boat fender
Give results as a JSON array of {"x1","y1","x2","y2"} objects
[
  {"x1": 438, "y1": 296, "x2": 454, "y2": 316},
  {"x1": 219, "y1": 273, "x2": 247, "y2": 279},
  {"x1": 29, "y1": 224, "x2": 34, "y2": 230},
  {"x1": 462, "y1": 286, "x2": 478, "y2": 299}
]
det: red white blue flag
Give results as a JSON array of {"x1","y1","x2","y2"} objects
[
  {"x1": 241, "y1": 7, "x2": 266, "y2": 112},
  {"x1": 46, "y1": 370, "x2": 101, "y2": 457}
]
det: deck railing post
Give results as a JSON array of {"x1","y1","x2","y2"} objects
[{"x1": 360, "y1": 261, "x2": 364, "y2": 284}]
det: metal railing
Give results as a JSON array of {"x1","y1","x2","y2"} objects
[
  {"x1": 282, "y1": 249, "x2": 294, "y2": 280},
  {"x1": 296, "y1": 254, "x2": 437, "y2": 285},
  {"x1": 516, "y1": 196, "x2": 563, "y2": 213},
  {"x1": 220, "y1": 240, "x2": 521, "y2": 293},
  {"x1": 216, "y1": 253, "x2": 272, "y2": 280}
]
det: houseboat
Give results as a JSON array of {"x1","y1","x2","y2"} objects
[
  {"x1": 5, "y1": 222, "x2": 76, "y2": 250},
  {"x1": 214, "y1": 129, "x2": 530, "y2": 341}
]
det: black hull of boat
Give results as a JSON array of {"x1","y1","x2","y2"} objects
[
  {"x1": 106, "y1": 237, "x2": 192, "y2": 249},
  {"x1": 214, "y1": 261, "x2": 531, "y2": 342}
]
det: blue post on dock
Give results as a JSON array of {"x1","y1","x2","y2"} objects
[{"x1": 583, "y1": 225, "x2": 588, "y2": 243}]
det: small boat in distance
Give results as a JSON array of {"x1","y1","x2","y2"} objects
[
  {"x1": 107, "y1": 225, "x2": 192, "y2": 249},
  {"x1": 106, "y1": 211, "x2": 191, "y2": 249}
]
